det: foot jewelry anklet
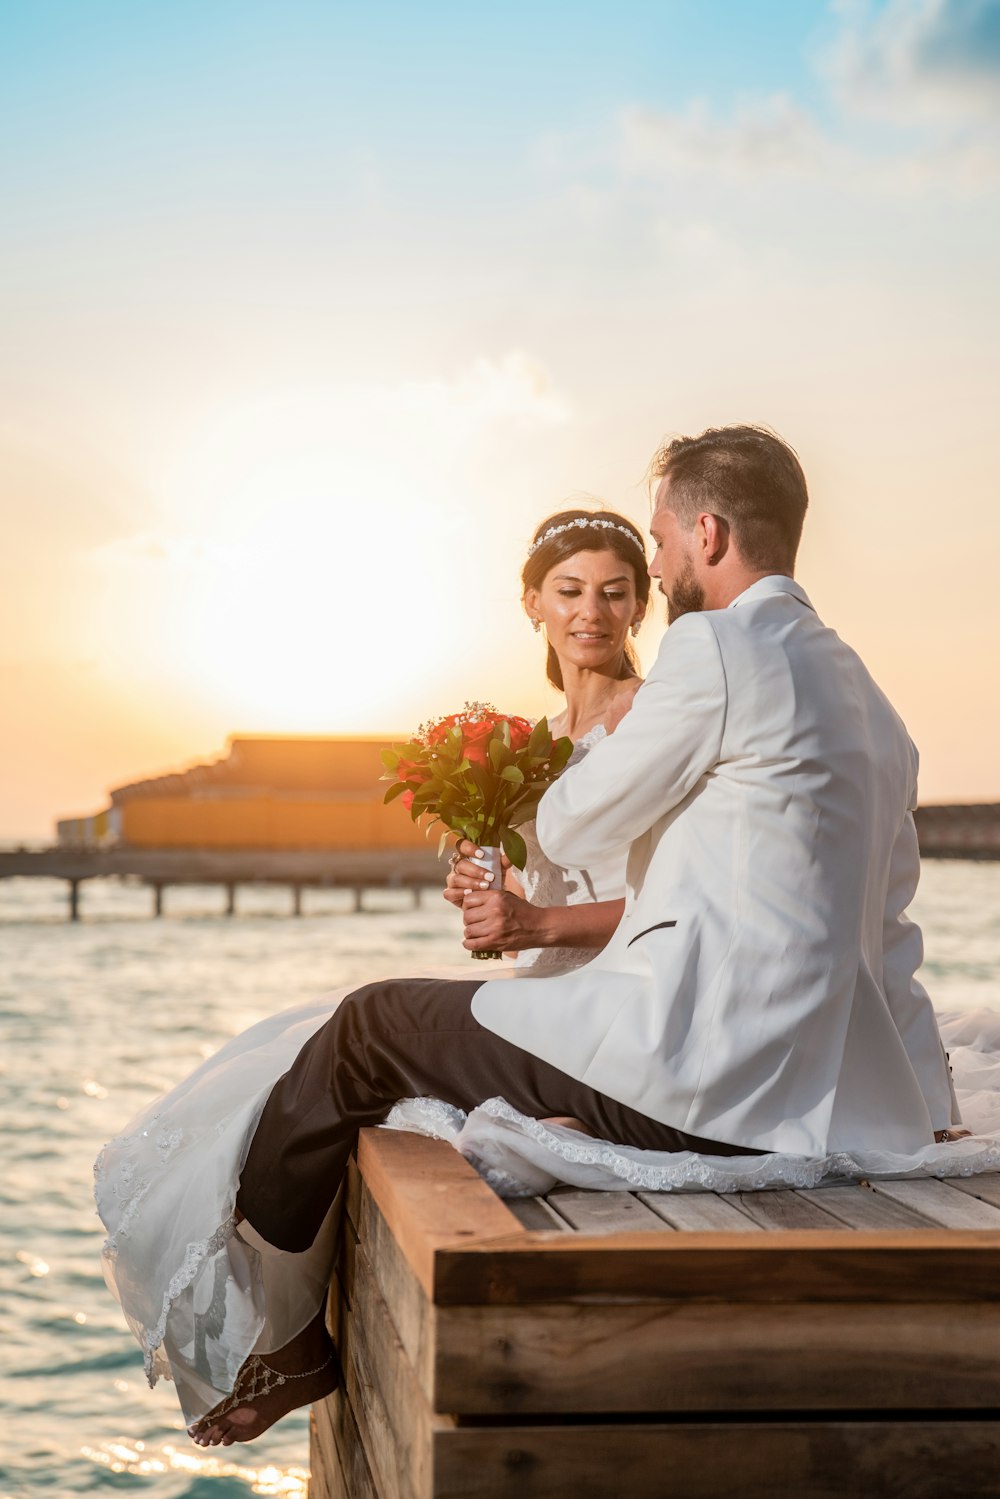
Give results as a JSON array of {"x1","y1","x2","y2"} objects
[{"x1": 211, "y1": 1348, "x2": 337, "y2": 1420}]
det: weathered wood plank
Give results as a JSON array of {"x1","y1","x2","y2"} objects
[
  {"x1": 339, "y1": 1231, "x2": 459, "y2": 1499},
  {"x1": 504, "y1": 1195, "x2": 573, "y2": 1232},
  {"x1": 940, "y1": 1173, "x2": 1000, "y2": 1211},
  {"x1": 432, "y1": 1299, "x2": 1000, "y2": 1415},
  {"x1": 355, "y1": 1172, "x2": 1000, "y2": 1416},
  {"x1": 345, "y1": 1145, "x2": 363, "y2": 1229},
  {"x1": 793, "y1": 1184, "x2": 937, "y2": 1231},
  {"x1": 545, "y1": 1188, "x2": 674, "y2": 1234},
  {"x1": 432, "y1": 1230, "x2": 1000, "y2": 1305},
  {"x1": 873, "y1": 1178, "x2": 1000, "y2": 1229},
  {"x1": 637, "y1": 1190, "x2": 763, "y2": 1232},
  {"x1": 308, "y1": 1409, "x2": 338, "y2": 1499},
  {"x1": 336, "y1": 1264, "x2": 428, "y2": 1498},
  {"x1": 350, "y1": 1158, "x2": 437, "y2": 1395},
  {"x1": 723, "y1": 1188, "x2": 850, "y2": 1231},
  {"x1": 430, "y1": 1419, "x2": 1000, "y2": 1499},
  {"x1": 311, "y1": 1394, "x2": 379, "y2": 1499},
  {"x1": 357, "y1": 1129, "x2": 525, "y2": 1297}
]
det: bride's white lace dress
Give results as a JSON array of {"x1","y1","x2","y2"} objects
[{"x1": 95, "y1": 725, "x2": 1000, "y2": 1423}]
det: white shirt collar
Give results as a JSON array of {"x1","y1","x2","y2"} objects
[{"x1": 727, "y1": 574, "x2": 815, "y2": 612}]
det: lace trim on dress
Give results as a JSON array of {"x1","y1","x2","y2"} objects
[
  {"x1": 140, "y1": 1214, "x2": 239, "y2": 1385},
  {"x1": 451, "y1": 1096, "x2": 1000, "y2": 1197},
  {"x1": 383, "y1": 1096, "x2": 466, "y2": 1141},
  {"x1": 95, "y1": 1121, "x2": 242, "y2": 1388}
]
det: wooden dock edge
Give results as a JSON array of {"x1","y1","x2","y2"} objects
[{"x1": 310, "y1": 1129, "x2": 1000, "y2": 1498}]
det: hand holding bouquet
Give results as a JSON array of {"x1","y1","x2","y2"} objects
[{"x1": 381, "y1": 702, "x2": 573, "y2": 957}]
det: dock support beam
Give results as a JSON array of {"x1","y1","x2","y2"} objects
[
  {"x1": 225, "y1": 883, "x2": 236, "y2": 917},
  {"x1": 411, "y1": 886, "x2": 422, "y2": 908},
  {"x1": 68, "y1": 879, "x2": 80, "y2": 922},
  {"x1": 292, "y1": 884, "x2": 302, "y2": 917},
  {"x1": 353, "y1": 888, "x2": 364, "y2": 913},
  {"x1": 152, "y1": 883, "x2": 164, "y2": 917}
]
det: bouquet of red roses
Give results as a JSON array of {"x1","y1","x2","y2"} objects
[{"x1": 380, "y1": 701, "x2": 573, "y2": 872}]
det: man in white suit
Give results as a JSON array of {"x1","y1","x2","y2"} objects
[
  {"x1": 238, "y1": 425, "x2": 960, "y2": 1256},
  {"x1": 474, "y1": 424, "x2": 960, "y2": 1158}
]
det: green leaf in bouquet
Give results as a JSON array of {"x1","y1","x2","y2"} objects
[
  {"x1": 506, "y1": 786, "x2": 546, "y2": 825},
  {"x1": 380, "y1": 748, "x2": 401, "y2": 771},
  {"x1": 515, "y1": 755, "x2": 545, "y2": 775},
  {"x1": 382, "y1": 781, "x2": 411, "y2": 805},
  {"x1": 527, "y1": 716, "x2": 551, "y2": 757},
  {"x1": 437, "y1": 829, "x2": 452, "y2": 859},
  {"x1": 501, "y1": 826, "x2": 528, "y2": 870},
  {"x1": 489, "y1": 738, "x2": 514, "y2": 772},
  {"x1": 497, "y1": 719, "x2": 511, "y2": 748},
  {"x1": 549, "y1": 734, "x2": 574, "y2": 771},
  {"x1": 466, "y1": 762, "x2": 494, "y2": 801},
  {"x1": 500, "y1": 765, "x2": 524, "y2": 784}
]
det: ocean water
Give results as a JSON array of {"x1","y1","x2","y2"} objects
[{"x1": 1, "y1": 862, "x2": 999, "y2": 1498}]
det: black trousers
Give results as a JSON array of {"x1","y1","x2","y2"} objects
[{"x1": 236, "y1": 977, "x2": 759, "y2": 1252}]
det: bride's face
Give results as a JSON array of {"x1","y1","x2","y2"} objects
[{"x1": 525, "y1": 547, "x2": 644, "y2": 674}]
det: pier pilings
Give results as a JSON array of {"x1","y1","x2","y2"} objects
[{"x1": 1, "y1": 847, "x2": 445, "y2": 921}]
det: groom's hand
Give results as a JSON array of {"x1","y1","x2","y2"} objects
[
  {"x1": 443, "y1": 839, "x2": 510, "y2": 908},
  {"x1": 462, "y1": 889, "x2": 543, "y2": 952}
]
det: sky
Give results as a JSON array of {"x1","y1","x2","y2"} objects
[{"x1": 2, "y1": 0, "x2": 999, "y2": 839}]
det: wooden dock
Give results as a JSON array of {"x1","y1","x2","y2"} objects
[
  {"x1": 0, "y1": 847, "x2": 443, "y2": 919},
  {"x1": 311, "y1": 1128, "x2": 1000, "y2": 1499}
]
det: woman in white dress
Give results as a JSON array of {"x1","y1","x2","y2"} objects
[{"x1": 94, "y1": 506, "x2": 653, "y2": 1447}]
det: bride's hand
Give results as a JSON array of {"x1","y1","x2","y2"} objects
[
  {"x1": 461, "y1": 889, "x2": 543, "y2": 953},
  {"x1": 443, "y1": 839, "x2": 511, "y2": 908}
]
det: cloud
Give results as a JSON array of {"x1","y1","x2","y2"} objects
[
  {"x1": 610, "y1": 4, "x2": 1000, "y2": 194},
  {"x1": 621, "y1": 95, "x2": 832, "y2": 180},
  {"x1": 827, "y1": 0, "x2": 1000, "y2": 120},
  {"x1": 407, "y1": 351, "x2": 573, "y2": 429}
]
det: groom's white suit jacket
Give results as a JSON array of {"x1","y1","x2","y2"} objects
[{"x1": 473, "y1": 576, "x2": 959, "y2": 1157}]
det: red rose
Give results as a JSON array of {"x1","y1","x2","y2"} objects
[
  {"x1": 508, "y1": 716, "x2": 533, "y2": 750},
  {"x1": 426, "y1": 713, "x2": 460, "y2": 745},
  {"x1": 396, "y1": 757, "x2": 428, "y2": 784},
  {"x1": 462, "y1": 717, "x2": 494, "y2": 767},
  {"x1": 400, "y1": 790, "x2": 414, "y2": 810}
]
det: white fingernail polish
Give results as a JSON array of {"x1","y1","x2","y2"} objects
[
  {"x1": 480, "y1": 879, "x2": 489, "y2": 888},
  {"x1": 474, "y1": 849, "x2": 485, "y2": 859}
]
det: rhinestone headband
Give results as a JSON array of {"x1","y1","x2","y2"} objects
[{"x1": 526, "y1": 517, "x2": 646, "y2": 559}]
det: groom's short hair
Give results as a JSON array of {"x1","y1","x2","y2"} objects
[{"x1": 651, "y1": 425, "x2": 808, "y2": 572}]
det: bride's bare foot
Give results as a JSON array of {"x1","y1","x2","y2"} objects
[{"x1": 187, "y1": 1310, "x2": 339, "y2": 1448}]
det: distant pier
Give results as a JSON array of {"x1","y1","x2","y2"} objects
[
  {"x1": 0, "y1": 847, "x2": 444, "y2": 921},
  {"x1": 914, "y1": 804, "x2": 1000, "y2": 861},
  {"x1": 2, "y1": 804, "x2": 997, "y2": 921}
]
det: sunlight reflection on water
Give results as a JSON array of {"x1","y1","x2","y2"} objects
[
  {"x1": 1, "y1": 880, "x2": 462, "y2": 1497},
  {"x1": 81, "y1": 1440, "x2": 309, "y2": 1496}
]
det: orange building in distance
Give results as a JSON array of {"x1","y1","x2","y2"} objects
[{"x1": 57, "y1": 736, "x2": 428, "y2": 851}]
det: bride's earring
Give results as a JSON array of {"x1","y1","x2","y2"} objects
[
  {"x1": 631, "y1": 622, "x2": 641, "y2": 637},
  {"x1": 532, "y1": 618, "x2": 542, "y2": 633}
]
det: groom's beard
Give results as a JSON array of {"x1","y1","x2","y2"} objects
[{"x1": 665, "y1": 555, "x2": 706, "y2": 623}]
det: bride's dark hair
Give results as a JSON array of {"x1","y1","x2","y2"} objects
[{"x1": 521, "y1": 507, "x2": 650, "y2": 690}]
